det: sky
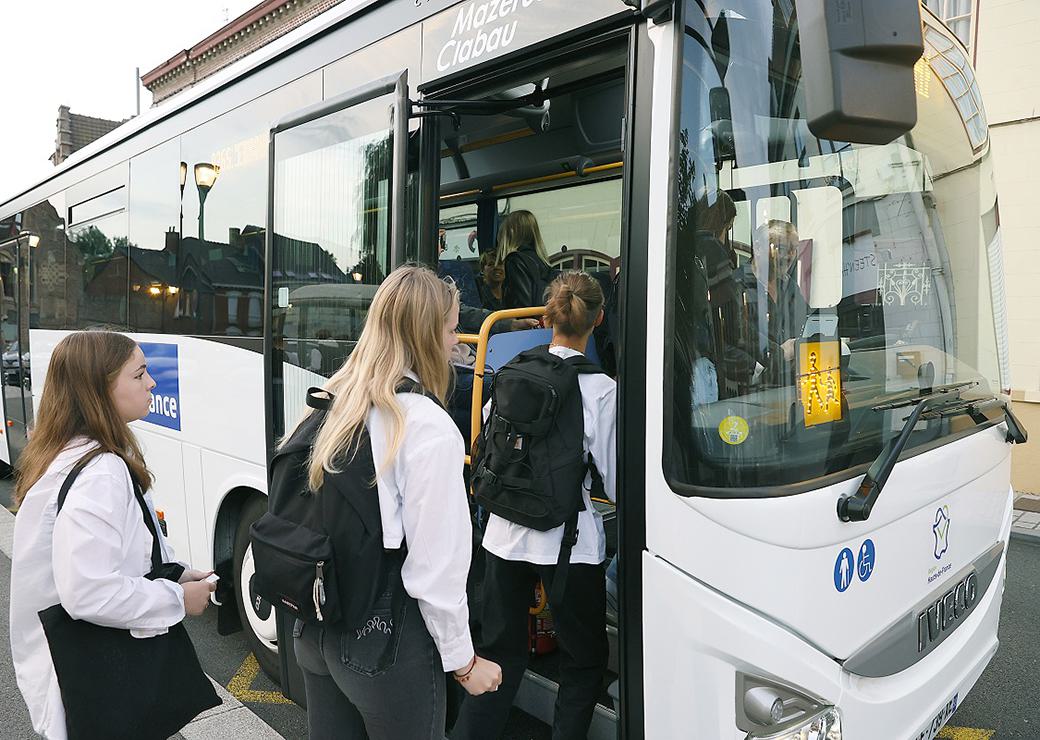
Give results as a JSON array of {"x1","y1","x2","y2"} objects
[{"x1": 0, "y1": 0, "x2": 262, "y2": 203}]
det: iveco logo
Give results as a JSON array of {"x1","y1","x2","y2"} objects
[{"x1": 917, "y1": 571, "x2": 978, "y2": 652}]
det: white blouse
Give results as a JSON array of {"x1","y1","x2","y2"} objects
[
  {"x1": 482, "y1": 345, "x2": 618, "y2": 566},
  {"x1": 10, "y1": 439, "x2": 186, "y2": 740},
  {"x1": 366, "y1": 377, "x2": 475, "y2": 673}
]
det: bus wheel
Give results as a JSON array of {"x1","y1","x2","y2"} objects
[{"x1": 233, "y1": 495, "x2": 281, "y2": 682}]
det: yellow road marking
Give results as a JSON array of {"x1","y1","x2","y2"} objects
[
  {"x1": 937, "y1": 727, "x2": 995, "y2": 740},
  {"x1": 227, "y1": 653, "x2": 295, "y2": 705}
]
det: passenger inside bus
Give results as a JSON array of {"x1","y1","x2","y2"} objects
[
  {"x1": 426, "y1": 40, "x2": 627, "y2": 732},
  {"x1": 496, "y1": 210, "x2": 553, "y2": 310},
  {"x1": 674, "y1": 190, "x2": 757, "y2": 407},
  {"x1": 745, "y1": 219, "x2": 810, "y2": 386},
  {"x1": 455, "y1": 271, "x2": 616, "y2": 740},
  {"x1": 477, "y1": 251, "x2": 505, "y2": 312}
]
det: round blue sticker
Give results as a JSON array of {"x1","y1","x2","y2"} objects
[
  {"x1": 834, "y1": 547, "x2": 855, "y2": 593},
  {"x1": 857, "y1": 538, "x2": 876, "y2": 582}
]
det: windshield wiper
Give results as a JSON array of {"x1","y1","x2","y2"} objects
[
  {"x1": 836, "y1": 378, "x2": 1023, "y2": 523},
  {"x1": 838, "y1": 387, "x2": 970, "y2": 523},
  {"x1": 870, "y1": 380, "x2": 978, "y2": 412},
  {"x1": 838, "y1": 386, "x2": 1029, "y2": 522}
]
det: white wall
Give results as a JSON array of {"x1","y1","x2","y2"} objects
[{"x1": 975, "y1": 0, "x2": 1040, "y2": 398}]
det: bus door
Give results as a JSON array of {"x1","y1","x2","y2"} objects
[
  {"x1": 421, "y1": 29, "x2": 633, "y2": 738},
  {"x1": 265, "y1": 70, "x2": 412, "y2": 701},
  {"x1": 0, "y1": 234, "x2": 31, "y2": 465}
]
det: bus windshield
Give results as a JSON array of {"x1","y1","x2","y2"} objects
[{"x1": 666, "y1": 1, "x2": 1009, "y2": 493}]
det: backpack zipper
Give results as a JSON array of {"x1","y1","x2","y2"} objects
[{"x1": 313, "y1": 561, "x2": 326, "y2": 622}]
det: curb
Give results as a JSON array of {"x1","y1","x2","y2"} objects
[{"x1": 1010, "y1": 526, "x2": 1040, "y2": 544}]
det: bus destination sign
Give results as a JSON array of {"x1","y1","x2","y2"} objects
[{"x1": 420, "y1": 0, "x2": 632, "y2": 82}]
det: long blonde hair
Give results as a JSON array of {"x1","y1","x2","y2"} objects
[
  {"x1": 14, "y1": 331, "x2": 153, "y2": 505},
  {"x1": 495, "y1": 210, "x2": 549, "y2": 266},
  {"x1": 304, "y1": 265, "x2": 459, "y2": 490}
]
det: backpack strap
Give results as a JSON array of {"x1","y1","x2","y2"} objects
[
  {"x1": 395, "y1": 377, "x2": 445, "y2": 410},
  {"x1": 306, "y1": 387, "x2": 334, "y2": 411},
  {"x1": 56, "y1": 451, "x2": 167, "y2": 578},
  {"x1": 549, "y1": 511, "x2": 580, "y2": 607},
  {"x1": 555, "y1": 352, "x2": 607, "y2": 604},
  {"x1": 563, "y1": 354, "x2": 606, "y2": 376}
]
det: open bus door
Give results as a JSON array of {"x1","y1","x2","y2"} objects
[{"x1": 264, "y1": 70, "x2": 412, "y2": 698}]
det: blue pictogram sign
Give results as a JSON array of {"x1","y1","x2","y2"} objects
[
  {"x1": 834, "y1": 547, "x2": 854, "y2": 593},
  {"x1": 857, "y1": 538, "x2": 876, "y2": 582}
]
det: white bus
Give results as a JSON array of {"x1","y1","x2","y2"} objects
[{"x1": 0, "y1": 1, "x2": 1023, "y2": 737}]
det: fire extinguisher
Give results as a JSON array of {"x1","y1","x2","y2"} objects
[{"x1": 528, "y1": 580, "x2": 557, "y2": 656}]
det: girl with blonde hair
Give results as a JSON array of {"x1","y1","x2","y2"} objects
[{"x1": 291, "y1": 264, "x2": 501, "y2": 740}]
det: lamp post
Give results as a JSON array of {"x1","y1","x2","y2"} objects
[
  {"x1": 194, "y1": 162, "x2": 220, "y2": 242},
  {"x1": 179, "y1": 161, "x2": 187, "y2": 240}
]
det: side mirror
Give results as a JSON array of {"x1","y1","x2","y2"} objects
[
  {"x1": 794, "y1": 0, "x2": 924, "y2": 145},
  {"x1": 708, "y1": 87, "x2": 735, "y2": 163}
]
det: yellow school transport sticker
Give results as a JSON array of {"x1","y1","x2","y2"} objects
[{"x1": 719, "y1": 415, "x2": 749, "y2": 445}]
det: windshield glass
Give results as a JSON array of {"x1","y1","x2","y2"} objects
[{"x1": 665, "y1": 1, "x2": 1010, "y2": 493}]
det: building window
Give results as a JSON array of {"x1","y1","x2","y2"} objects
[
  {"x1": 926, "y1": 0, "x2": 975, "y2": 51},
  {"x1": 924, "y1": 25, "x2": 988, "y2": 150}
]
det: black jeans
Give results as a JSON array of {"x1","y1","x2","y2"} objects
[
  {"x1": 294, "y1": 596, "x2": 448, "y2": 740},
  {"x1": 452, "y1": 553, "x2": 608, "y2": 740}
]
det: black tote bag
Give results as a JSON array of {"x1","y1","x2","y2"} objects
[{"x1": 38, "y1": 453, "x2": 220, "y2": 740}]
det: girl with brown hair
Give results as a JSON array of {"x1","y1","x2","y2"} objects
[{"x1": 10, "y1": 331, "x2": 215, "y2": 739}]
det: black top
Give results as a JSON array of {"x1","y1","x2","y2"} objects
[
  {"x1": 477, "y1": 278, "x2": 505, "y2": 312},
  {"x1": 503, "y1": 244, "x2": 553, "y2": 309}
]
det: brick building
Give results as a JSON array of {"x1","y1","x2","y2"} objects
[
  {"x1": 141, "y1": 0, "x2": 347, "y2": 105},
  {"x1": 50, "y1": 106, "x2": 127, "y2": 166}
]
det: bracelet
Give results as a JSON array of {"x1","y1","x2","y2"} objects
[{"x1": 453, "y1": 656, "x2": 477, "y2": 682}]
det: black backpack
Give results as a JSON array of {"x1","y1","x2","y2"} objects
[
  {"x1": 249, "y1": 380, "x2": 432, "y2": 630},
  {"x1": 473, "y1": 345, "x2": 605, "y2": 600}
]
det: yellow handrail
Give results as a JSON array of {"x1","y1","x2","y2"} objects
[
  {"x1": 457, "y1": 307, "x2": 546, "y2": 465},
  {"x1": 456, "y1": 309, "x2": 613, "y2": 508}
]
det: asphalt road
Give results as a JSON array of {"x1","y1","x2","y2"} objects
[{"x1": 938, "y1": 535, "x2": 1040, "y2": 738}]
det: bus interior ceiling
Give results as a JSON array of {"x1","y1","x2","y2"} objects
[
  {"x1": 431, "y1": 40, "x2": 628, "y2": 710},
  {"x1": 434, "y1": 40, "x2": 627, "y2": 279}
]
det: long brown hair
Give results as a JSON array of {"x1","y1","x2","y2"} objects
[{"x1": 14, "y1": 331, "x2": 153, "y2": 505}]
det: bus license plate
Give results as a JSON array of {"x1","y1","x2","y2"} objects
[{"x1": 913, "y1": 693, "x2": 958, "y2": 740}]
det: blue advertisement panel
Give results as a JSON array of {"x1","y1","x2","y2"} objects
[{"x1": 139, "y1": 342, "x2": 181, "y2": 431}]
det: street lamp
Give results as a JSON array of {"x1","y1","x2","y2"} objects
[
  {"x1": 179, "y1": 161, "x2": 187, "y2": 239},
  {"x1": 194, "y1": 162, "x2": 220, "y2": 242}
]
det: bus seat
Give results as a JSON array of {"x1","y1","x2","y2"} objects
[
  {"x1": 438, "y1": 259, "x2": 482, "y2": 309},
  {"x1": 484, "y1": 327, "x2": 601, "y2": 372}
]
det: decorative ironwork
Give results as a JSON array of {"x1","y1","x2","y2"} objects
[{"x1": 879, "y1": 262, "x2": 931, "y2": 307}]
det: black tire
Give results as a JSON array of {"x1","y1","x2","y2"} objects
[{"x1": 232, "y1": 495, "x2": 281, "y2": 683}]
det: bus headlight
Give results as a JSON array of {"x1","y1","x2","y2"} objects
[{"x1": 746, "y1": 707, "x2": 842, "y2": 740}]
